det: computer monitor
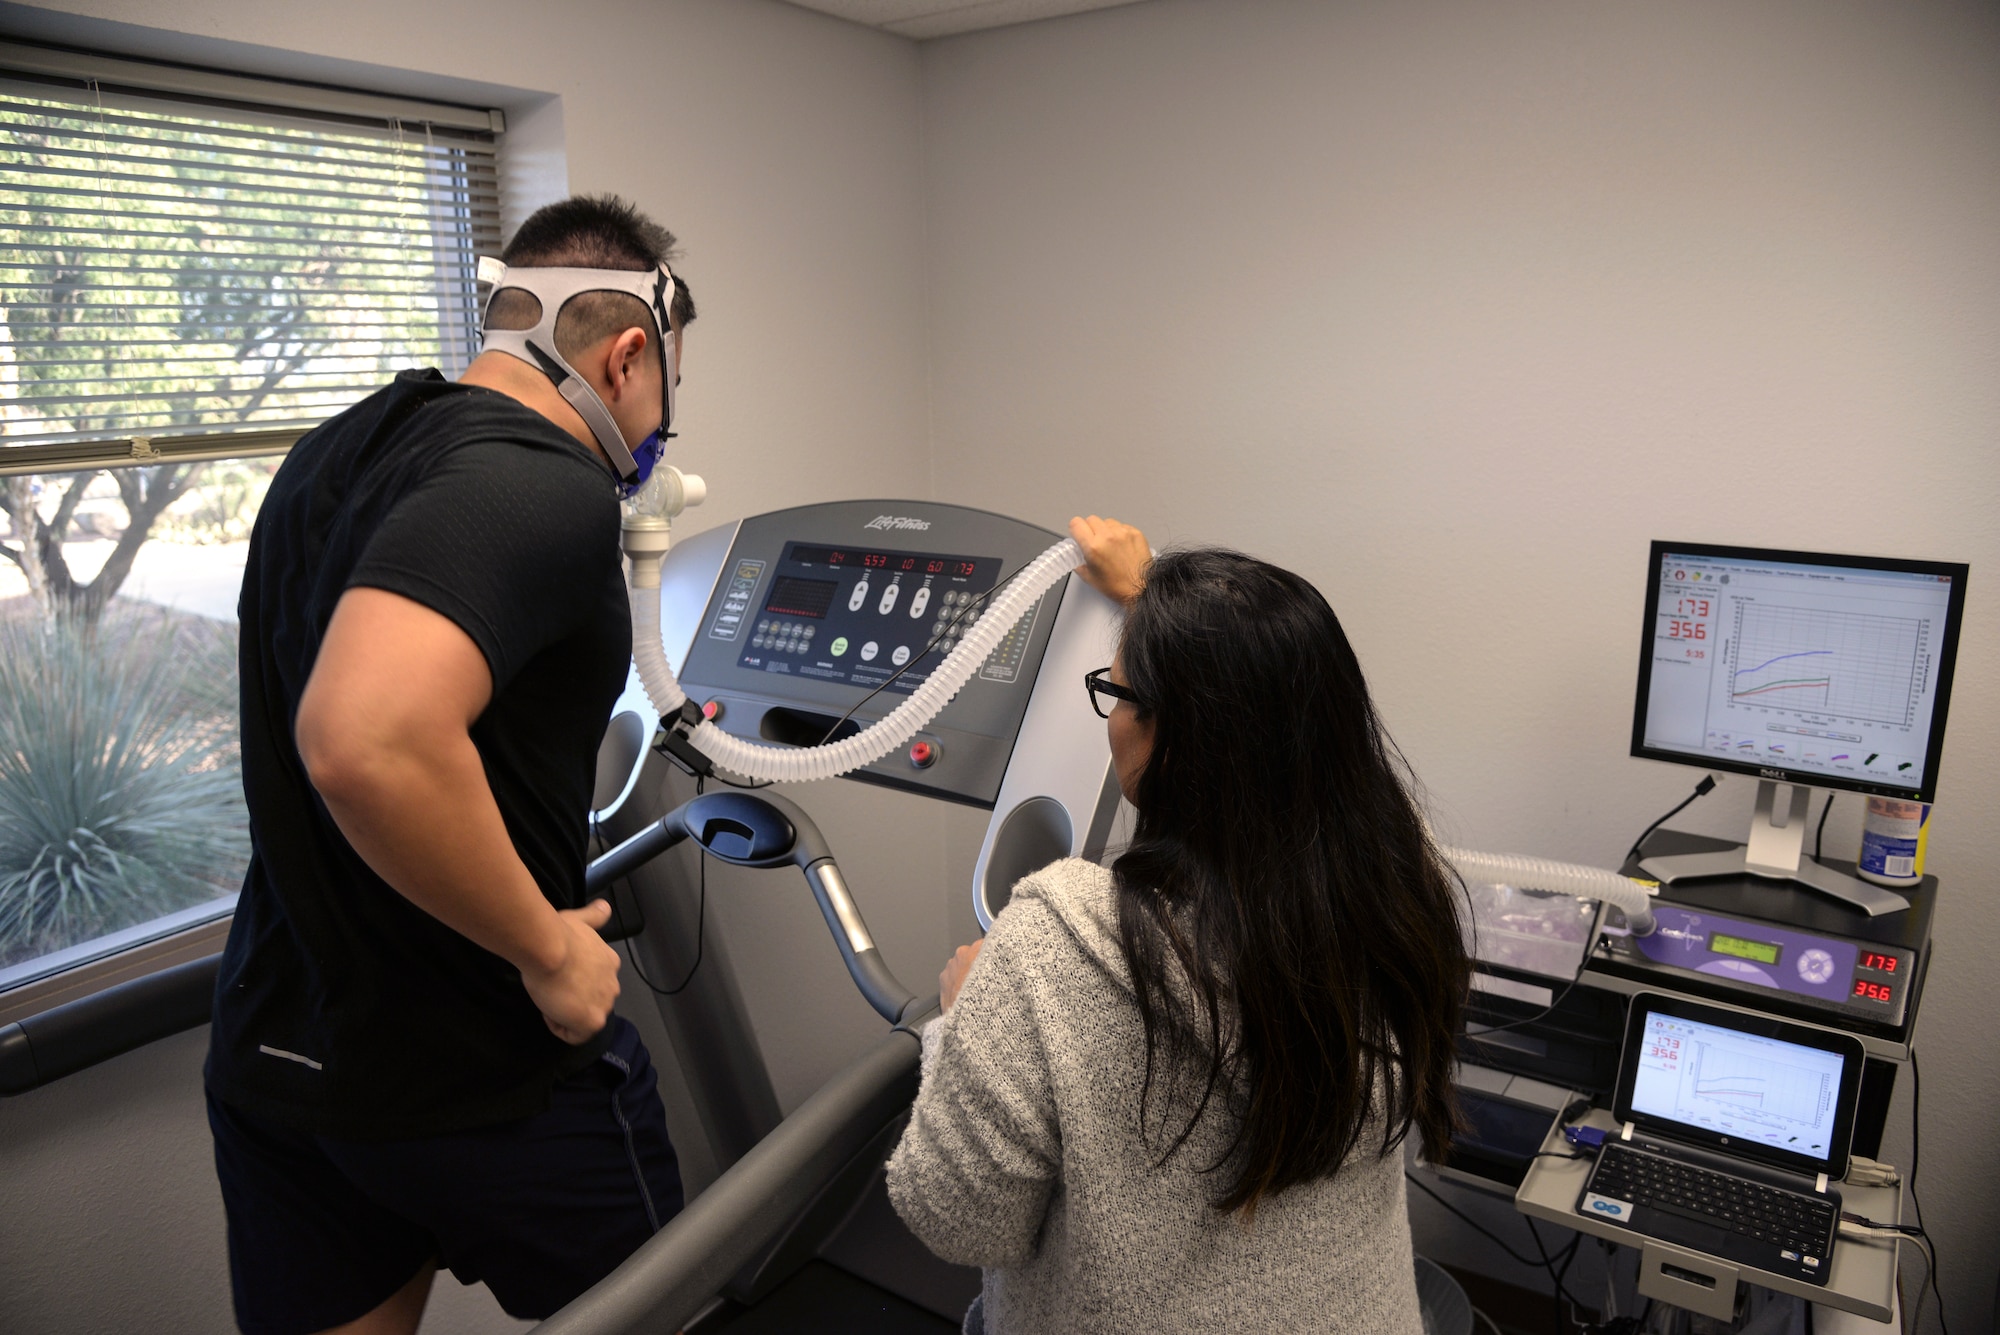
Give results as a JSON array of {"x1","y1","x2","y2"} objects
[{"x1": 1631, "y1": 541, "x2": 1968, "y2": 912}]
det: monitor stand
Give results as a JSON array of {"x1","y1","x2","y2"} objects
[{"x1": 1637, "y1": 780, "x2": 1910, "y2": 917}]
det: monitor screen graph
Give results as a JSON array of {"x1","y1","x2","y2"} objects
[
  {"x1": 1633, "y1": 543, "x2": 1967, "y2": 802},
  {"x1": 1629, "y1": 1009, "x2": 1847, "y2": 1163}
]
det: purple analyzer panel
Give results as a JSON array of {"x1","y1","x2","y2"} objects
[{"x1": 1631, "y1": 906, "x2": 1856, "y2": 1004}]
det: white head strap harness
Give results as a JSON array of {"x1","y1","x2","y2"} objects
[{"x1": 476, "y1": 256, "x2": 678, "y2": 485}]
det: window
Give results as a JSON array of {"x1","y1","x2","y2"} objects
[{"x1": 0, "y1": 44, "x2": 503, "y2": 1012}]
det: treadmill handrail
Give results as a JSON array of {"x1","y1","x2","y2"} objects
[
  {"x1": 531, "y1": 1028, "x2": 922, "y2": 1335},
  {"x1": 0, "y1": 952, "x2": 221, "y2": 1096},
  {"x1": 588, "y1": 791, "x2": 921, "y2": 1024}
]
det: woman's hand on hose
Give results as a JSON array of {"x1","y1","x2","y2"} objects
[
  {"x1": 1069, "y1": 515, "x2": 1150, "y2": 608},
  {"x1": 940, "y1": 941, "x2": 985, "y2": 1011}
]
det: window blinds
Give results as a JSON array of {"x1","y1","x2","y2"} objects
[{"x1": 0, "y1": 58, "x2": 501, "y2": 465}]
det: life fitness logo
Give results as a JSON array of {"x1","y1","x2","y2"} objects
[{"x1": 865, "y1": 515, "x2": 932, "y2": 532}]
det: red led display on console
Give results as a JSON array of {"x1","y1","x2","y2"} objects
[
  {"x1": 1858, "y1": 951, "x2": 1897, "y2": 973},
  {"x1": 1852, "y1": 979, "x2": 1893, "y2": 1003}
]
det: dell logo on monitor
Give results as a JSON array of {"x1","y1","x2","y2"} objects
[{"x1": 1759, "y1": 768, "x2": 1786, "y2": 779}]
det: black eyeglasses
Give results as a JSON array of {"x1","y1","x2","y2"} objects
[{"x1": 1084, "y1": 667, "x2": 1142, "y2": 719}]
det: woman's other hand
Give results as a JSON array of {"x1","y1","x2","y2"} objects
[
  {"x1": 1069, "y1": 515, "x2": 1150, "y2": 607},
  {"x1": 940, "y1": 941, "x2": 985, "y2": 1010}
]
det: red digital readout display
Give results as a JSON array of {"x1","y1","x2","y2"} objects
[
  {"x1": 1852, "y1": 979, "x2": 1893, "y2": 1003},
  {"x1": 1858, "y1": 951, "x2": 1898, "y2": 973},
  {"x1": 792, "y1": 546, "x2": 980, "y2": 579}
]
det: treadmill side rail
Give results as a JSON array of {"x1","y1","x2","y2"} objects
[{"x1": 532, "y1": 1029, "x2": 922, "y2": 1335}]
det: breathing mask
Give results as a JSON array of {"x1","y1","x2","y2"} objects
[{"x1": 476, "y1": 256, "x2": 678, "y2": 497}]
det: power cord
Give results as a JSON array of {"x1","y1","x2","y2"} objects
[
  {"x1": 1624, "y1": 775, "x2": 1718, "y2": 864},
  {"x1": 1467, "y1": 973, "x2": 1632, "y2": 1061},
  {"x1": 626, "y1": 845, "x2": 706, "y2": 996},
  {"x1": 1405, "y1": 1171, "x2": 1555, "y2": 1270},
  {"x1": 1839, "y1": 1214, "x2": 1938, "y2": 1333},
  {"x1": 1814, "y1": 793, "x2": 1834, "y2": 863},
  {"x1": 596, "y1": 779, "x2": 711, "y2": 997},
  {"x1": 1464, "y1": 967, "x2": 1587, "y2": 1040},
  {"x1": 1405, "y1": 1171, "x2": 1589, "y2": 1319},
  {"x1": 1907, "y1": 1045, "x2": 1949, "y2": 1334},
  {"x1": 1525, "y1": 1216, "x2": 1587, "y2": 1333}
]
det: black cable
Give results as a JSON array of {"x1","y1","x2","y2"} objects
[
  {"x1": 1525, "y1": 1216, "x2": 1563, "y2": 1335},
  {"x1": 1814, "y1": 793, "x2": 1834, "y2": 863},
  {"x1": 814, "y1": 556, "x2": 1036, "y2": 746},
  {"x1": 1624, "y1": 774, "x2": 1718, "y2": 864},
  {"x1": 1465, "y1": 968, "x2": 1586, "y2": 1040},
  {"x1": 703, "y1": 768, "x2": 773, "y2": 790},
  {"x1": 1404, "y1": 1171, "x2": 1552, "y2": 1270},
  {"x1": 1907, "y1": 1230, "x2": 1939, "y2": 1335},
  {"x1": 1907, "y1": 1046, "x2": 1949, "y2": 1335},
  {"x1": 1526, "y1": 1215, "x2": 1590, "y2": 1323},
  {"x1": 626, "y1": 847, "x2": 706, "y2": 996},
  {"x1": 609, "y1": 778, "x2": 709, "y2": 997},
  {"x1": 1554, "y1": 1231, "x2": 1584, "y2": 1325}
]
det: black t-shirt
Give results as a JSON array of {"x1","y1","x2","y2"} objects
[{"x1": 206, "y1": 369, "x2": 632, "y2": 1138}]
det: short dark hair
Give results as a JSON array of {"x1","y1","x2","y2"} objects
[{"x1": 486, "y1": 194, "x2": 696, "y2": 358}]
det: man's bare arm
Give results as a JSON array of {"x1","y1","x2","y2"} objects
[{"x1": 295, "y1": 587, "x2": 620, "y2": 1043}]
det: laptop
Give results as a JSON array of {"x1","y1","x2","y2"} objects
[{"x1": 1575, "y1": 992, "x2": 1866, "y2": 1284}]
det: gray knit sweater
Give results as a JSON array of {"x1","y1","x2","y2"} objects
[{"x1": 886, "y1": 858, "x2": 1424, "y2": 1334}]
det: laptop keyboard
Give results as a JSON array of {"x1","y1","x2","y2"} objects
[{"x1": 1592, "y1": 1143, "x2": 1835, "y2": 1259}]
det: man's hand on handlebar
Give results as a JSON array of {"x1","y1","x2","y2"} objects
[
  {"x1": 521, "y1": 899, "x2": 624, "y2": 1044},
  {"x1": 1069, "y1": 515, "x2": 1150, "y2": 608},
  {"x1": 940, "y1": 941, "x2": 984, "y2": 1011}
]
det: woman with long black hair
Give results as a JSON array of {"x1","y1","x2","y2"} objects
[{"x1": 888, "y1": 529, "x2": 1470, "y2": 1334}]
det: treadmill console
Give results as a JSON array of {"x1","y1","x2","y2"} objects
[{"x1": 675, "y1": 501, "x2": 1079, "y2": 806}]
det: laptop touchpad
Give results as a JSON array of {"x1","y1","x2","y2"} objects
[{"x1": 1648, "y1": 1210, "x2": 1729, "y2": 1254}]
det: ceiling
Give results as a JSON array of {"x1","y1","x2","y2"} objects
[{"x1": 779, "y1": 0, "x2": 1153, "y2": 41}]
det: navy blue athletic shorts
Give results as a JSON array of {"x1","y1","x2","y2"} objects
[{"x1": 208, "y1": 1015, "x2": 682, "y2": 1335}]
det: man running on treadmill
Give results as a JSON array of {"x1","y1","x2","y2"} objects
[{"x1": 207, "y1": 196, "x2": 690, "y2": 1335}]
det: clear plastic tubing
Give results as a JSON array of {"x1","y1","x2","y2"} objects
[
  {"x1": 1443, "y1": 846, "x2": 1657, "y2": 936},
  {"x1": 630, "y1": 538, "x2": 1083, "y2": 786}
]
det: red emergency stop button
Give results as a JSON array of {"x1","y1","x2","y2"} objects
[
  {"x1": 702, "y1": 699, "x2": 722, "y2": 722},
  {"x1": 908, "y1": 739, "x2": 939, "y2": 769}
]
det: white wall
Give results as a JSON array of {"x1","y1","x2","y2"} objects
[
  {"x1": 0, "y1": 0, "x2": 940, "y2": 1329},
  {"x1": 5, "y1": 0, "x2": 1997, "y2": 1329},
  {"x1": 917, "y1": 1, "x2": 1999, "y2": 1329}
]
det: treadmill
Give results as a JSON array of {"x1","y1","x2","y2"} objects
[{"x1": 539, "y1": 500, "x2": 1127, "y2": 1332}]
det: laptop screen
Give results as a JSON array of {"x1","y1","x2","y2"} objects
[{"x1": 1614, "y1": 993, "x2": 1866, "y2": 1178}]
